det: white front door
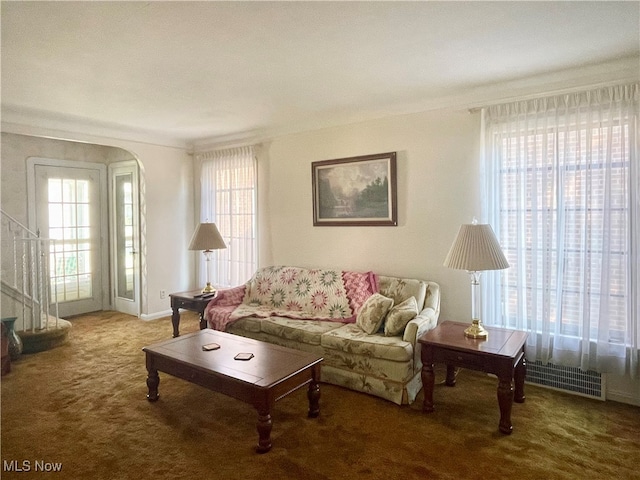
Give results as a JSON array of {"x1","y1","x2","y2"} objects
[
  {"x1": 29, "y1": 159, "x2": 108, "y2": 317},
  {"x1": 109, "y1": 161, "x2": 140, "y2": 316}
]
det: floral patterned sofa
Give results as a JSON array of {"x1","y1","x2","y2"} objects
[{"x1": 204, "y1": 266, "x2": 440, "y2": 405}]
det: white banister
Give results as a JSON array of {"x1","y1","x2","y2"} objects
[{"x1": 1, "y1": 210, "x2": 59, "y2": 332}]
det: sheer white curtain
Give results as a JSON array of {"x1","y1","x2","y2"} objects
[
  {"x1": 481, "y1": 83, "x2": 639, "y2": 377},
  {"x1": 197, "y1": 146, "x2": 257, "y2": 288}
]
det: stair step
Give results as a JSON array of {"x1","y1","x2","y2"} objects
[{"x1": 18, "y1": 318, "x2": 71, "y2": 354}]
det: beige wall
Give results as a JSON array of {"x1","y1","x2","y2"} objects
[
  {"x1": 3, "y1": 99, "x2": 637, "y2": 405},
  {"x1": 0, "y1": 130, "x2": 194, "y2": 317},
  {"x1": 255, "y1": 107, "x2": 640, "y2": 405},
  {"x1": 258, "y1": 107, "x2": 481, "y2": 323},
  {"x1": 0, "y1": 133, "x2": 120, "y2": 226}
]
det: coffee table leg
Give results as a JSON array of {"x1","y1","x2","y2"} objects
[
  {"x1": 497, "y1": 376, "x2": 513, "y2": 434},
  {"x1": 146, "y1": 369, "x2": 160, "y2": 402},
  {"x1": 307, "y1": 367, "x2": 321, "y2": 418},
  {"x1": 307, "y1": 378, "x2": 321, "y2": 418},
  {"x1": 256, "y1": 409, "x2": 273, "y2": 453}
]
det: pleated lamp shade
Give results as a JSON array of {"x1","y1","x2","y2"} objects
[
  {"x1": 188, "y1": 223, "x2": 227, "y2": 251},
  {"x1": 443, "y1": 223, "x2": 509, "y2": 272}
]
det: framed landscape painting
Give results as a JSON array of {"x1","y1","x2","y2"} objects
[{"x1": 312, "y1": 152, "x2": 397, "y2": 226}]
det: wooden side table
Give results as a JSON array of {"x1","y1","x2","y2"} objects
[
  {"x1": 418, "y1": 321, "x2": 527, "y2": 434},
  {"x1": 169, "y1": 290, "x2": 216, "y2": 337}
]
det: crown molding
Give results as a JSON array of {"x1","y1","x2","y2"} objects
[
  {"x1": 1, "y1": 105, "x2": 189, "y2": 150},
  {"x1": 4, "y1": 56, "x2": 637, "y2": 153},
  {"x1": 191, "y1": 55, "x2": 639, "y2": 151}
]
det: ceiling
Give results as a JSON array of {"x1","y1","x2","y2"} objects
[{"x1": 2, "y1": 1, "x2": 639, "y2": 149}]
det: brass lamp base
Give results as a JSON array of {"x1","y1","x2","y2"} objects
[
  {"x1": 464, "y1": 319, "x2": 488, "y2": 339},
  {"x1": 201, "y1": 282, "x2": 216, "y2": 294}
]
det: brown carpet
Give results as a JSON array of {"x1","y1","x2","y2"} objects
[{"x1": 2, "y1": 311, "x2": 639, "y2": 480}]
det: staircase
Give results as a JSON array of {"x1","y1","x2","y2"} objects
[{"x1": 1, "y1": 210, "x2": 70, "y2": 353}]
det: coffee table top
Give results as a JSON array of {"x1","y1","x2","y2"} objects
[
  {"x1": 418, "y1": 321, "x2": 528, "y2": 359},
  {"x1": 143, "y1": 329, "x2": 323, "y2": 388}
]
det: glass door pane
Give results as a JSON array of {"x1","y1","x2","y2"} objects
[
  {"x1": 115, "y1": 174, "x2": 134, "y2": 300},
  {"x1": 110, "y1": 161, "x2": 140, "y2": 317},
  {"x1": 48, "y1": 177, "x2": 93, "y2": 302}
]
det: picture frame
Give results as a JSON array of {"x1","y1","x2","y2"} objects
[{"x1": 312, "y1": 152, "x2": 397, "y2": 226}]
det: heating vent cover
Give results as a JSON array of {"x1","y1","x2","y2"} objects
[{"x1": 526, "y1": 360, "x2": 605, "y2": 400}]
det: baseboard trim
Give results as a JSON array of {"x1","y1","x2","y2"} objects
[
  {"x1": 140, "y1": 309, "x2": 172, "y2": 321},
  {"x1": 606, "y1": 390, "x2": 640, "y2": 407}
]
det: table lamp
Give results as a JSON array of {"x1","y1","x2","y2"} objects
[
  {"x1": 188, "y1": 222, "x2": 227, "y2": 294},
  {"x1": 443, "y1": 219, "x2": 509, "y2": 339}
]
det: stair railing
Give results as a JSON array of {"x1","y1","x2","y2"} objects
[{"x1": 1, "y1": 210, "x2": 59, "y2": 332}]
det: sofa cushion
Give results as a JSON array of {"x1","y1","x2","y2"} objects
[
  {"x1": 226, "y1": 316, "x2": 262, "y2": 333},
  {"x1": 356, "y1": 293, "x2": 394, "y2": 334},
  {"x1": 259, "y1": 317, "x2": 345, "y2": 346},
  {"x1": 384, "y1": 296, "x2": 419, "y2": 337},
  {"x1": 379, "y1": 276, "x2": 428, "y2": 310},
  {"x1": 321, "y1": 323, "x2": 413, "y2": 362},
  {"x1": 229, "y1": 266, "x2": 378, "y2": 324}
]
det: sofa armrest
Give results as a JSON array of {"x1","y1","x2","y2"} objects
[
  {"x1": 403, "y1": 307, "x2": 438, "y2": 345},
  {"x1": 404, "y1": 280, "x2": 440, "y2": 345},
  {"x1": 204, "y1": 284, "x2": 247, "y2": 331},
  {"x1": 207, "y1": 284, "x2": 246, "y2": 307}
]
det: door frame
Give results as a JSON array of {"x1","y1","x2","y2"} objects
[
  {"x1": 26, "y1": 157, "x2": 110, "y2": 314},
  {"x1": 108, "y1": 160, "x2": 141, "y2": 317}
]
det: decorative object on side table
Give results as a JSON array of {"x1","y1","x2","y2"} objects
[
  {"x1": 188, "y1": 222, "x2": 227, "y2": 294},
  {"x1": 1, "y1": 317, "x2": 23, "y2": 360},
  {"x1": 444, "y1": 219, "x2": 509, "y2": 339}
]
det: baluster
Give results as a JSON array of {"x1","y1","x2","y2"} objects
[
  {"x1": 12, "y1": 228, "x2": 18, "y2": 289},
  {"x1": 21, "y1": 240, "x2": 27, "y2": 331},
  {"x1": 1, "y1": 211, "x2": 60, "y2": 333}
]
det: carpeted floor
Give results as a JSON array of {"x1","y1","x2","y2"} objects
[{"x1": 2, "y1": 311, "x2": 639, "y2": 480}]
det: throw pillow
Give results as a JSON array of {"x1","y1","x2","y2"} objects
[
  {"x1": 384, "y1": 296, "x2": 419, "y2": 337},
  {"x1": 356, "y1": 293, "x2": 394, "y2": 334}
]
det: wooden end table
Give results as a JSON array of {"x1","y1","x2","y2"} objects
[
  {"x1": 418, "y1": 321, "x2": 527, "y2": 434},
  {"x1": 143, "y1": 329, "x2": 322, "y2": 453},
  {"x1": 169, "y1": 290, "x2": 216, "y2": 337}
]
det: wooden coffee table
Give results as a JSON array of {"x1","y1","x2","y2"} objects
[
  {"x1": 418, "y1": 321, "x2": 527, "y2": 434},
  {"x1": 143, "y1": 329, "x2": 323, "y2": 452}
]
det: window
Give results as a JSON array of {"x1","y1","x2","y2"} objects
[
  {"x1": 482, "y1": 84, "x2": 639, "y2": 376},
  {"x1": 198, "y1": 146, "x2": 257, "y2": 288},
  {"x1": 48, "y1": 177, "x2": 92, "y2": 302}
]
